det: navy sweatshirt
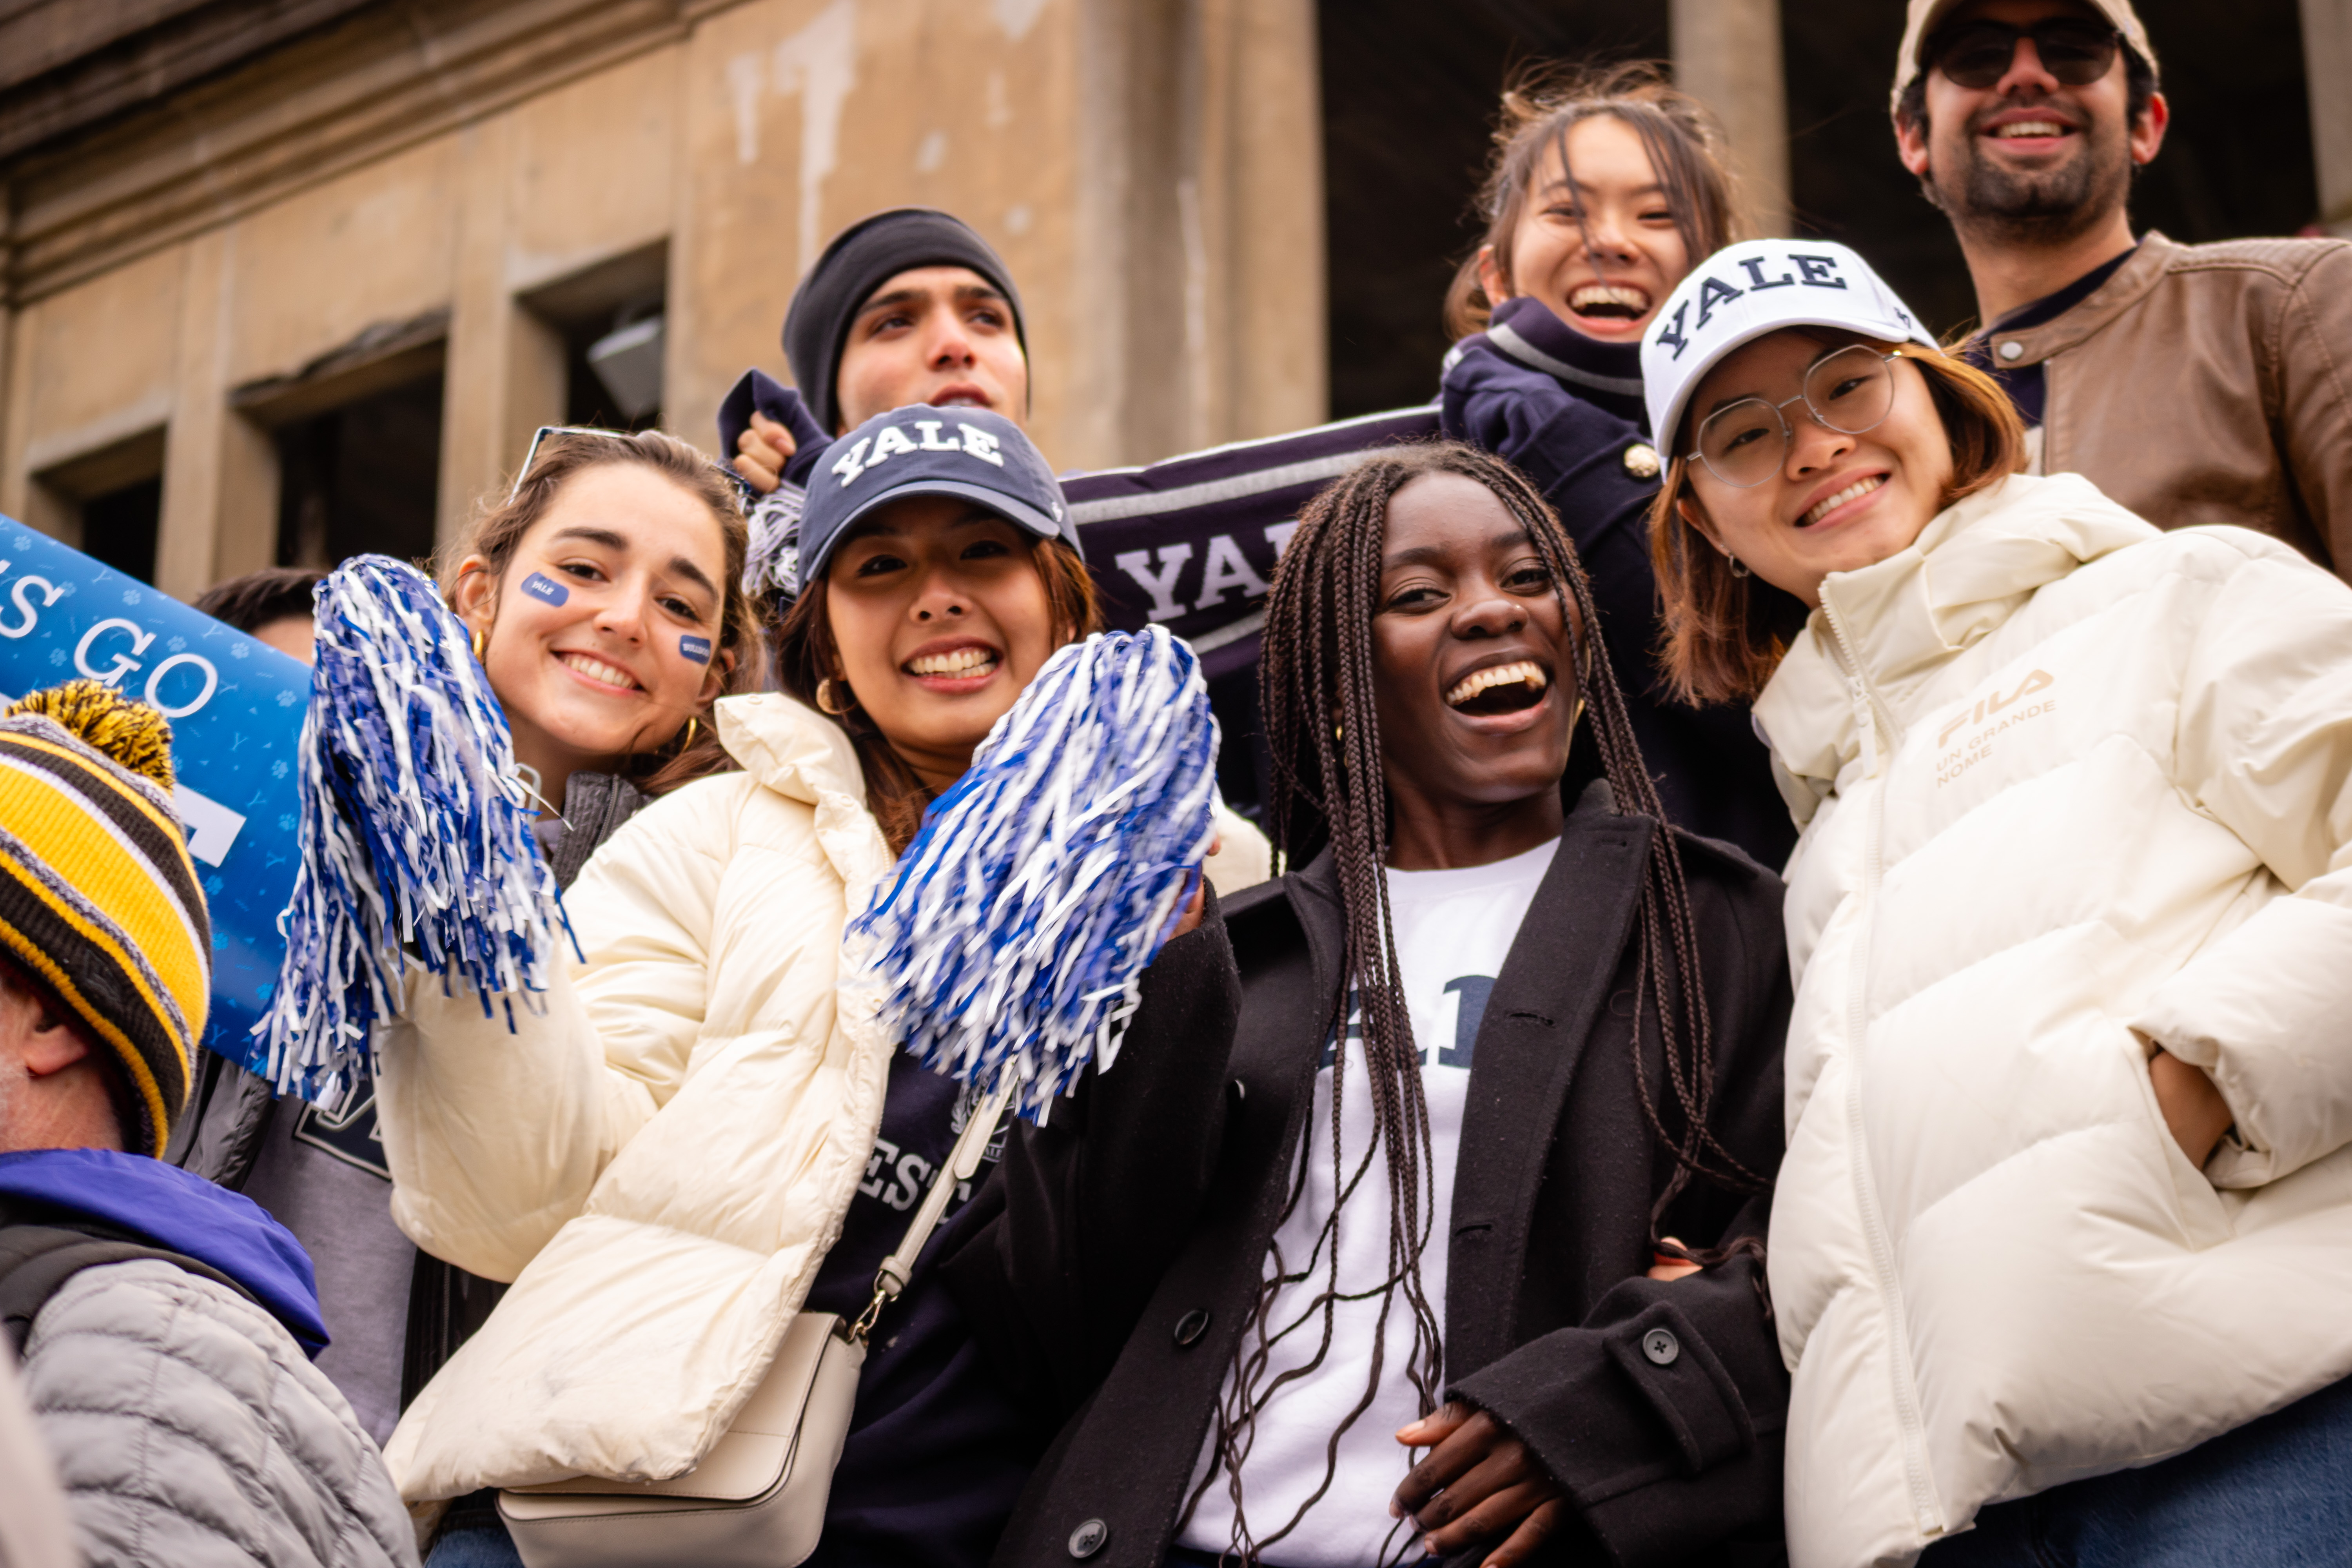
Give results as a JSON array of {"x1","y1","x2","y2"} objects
[{"x1": 1443, "y1": 297, "x2": 1797, "y2": 869}]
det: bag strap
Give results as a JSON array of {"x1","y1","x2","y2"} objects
[
  {"x1": 0, "y1": 1223, "x2": 258, "y2": 1355},
  {"x1": 846, "y1": 1081, "x2": 1010, "y2": 1345}
]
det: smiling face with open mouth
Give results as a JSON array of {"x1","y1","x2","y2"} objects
[
  {"x1": 1370, "y1": 472, "x2": 1583, "y2": 869},
  {"x1": 1676, "y1": 330, "x2": 1956, "y2": 608},
  {"x1": 1899, "y1": 0, "x2": 2162, "y2": 247},
  {"x1": 1478, "y1": 113, "x2": 1692, "y2": 345},
  {"x1": 820, "y1": 492, "x2": 1069, "y2": 791}
]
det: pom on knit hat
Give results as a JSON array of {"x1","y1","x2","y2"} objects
[
  {"x1": 0, "y1": 680, "x2": 211, "y2": 1156},
  {"x1": 9, "y1": 681, "x2": 177, "y2": 789}
]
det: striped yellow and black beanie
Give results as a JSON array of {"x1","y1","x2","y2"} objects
[{"x1": 0, "y1": 681, "x2": 210, "y2": 1156}]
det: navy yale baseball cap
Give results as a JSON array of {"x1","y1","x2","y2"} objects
[
  {"x1": 799, "y1": 405, "x2": 1079, "y2": 583},
  {"x1": 1641, "y1": 240, "x2": 1941, "y2": 455}
]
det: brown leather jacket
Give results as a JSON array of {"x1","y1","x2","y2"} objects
[{"x1": 1984, "y1": 230, "x2": 2352, "y2": 574}]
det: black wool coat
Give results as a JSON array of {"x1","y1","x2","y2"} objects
[{"x1": 943, "y1": 782, "x2": 1795, "y2": 1568}]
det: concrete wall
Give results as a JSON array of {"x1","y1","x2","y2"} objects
[{"x1": 0, "y1": 0, "x2": 1326, "y2": 601}]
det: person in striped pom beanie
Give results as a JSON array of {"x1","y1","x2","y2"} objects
[
  {"x1": 0, "y1": 679, "x2": 421, "y2": 1568},
  {"x1": 0, "y1": 679, "x2": 209, "y2": 1158}
]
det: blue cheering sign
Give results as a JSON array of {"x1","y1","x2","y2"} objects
[{"x1": 0, "y1": 517, "x2": 307, "y2": 1078}]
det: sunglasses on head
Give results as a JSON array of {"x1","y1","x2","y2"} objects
[
  {"x1": 509, "y1": 424, "x2": 757, "y2": 506},
  {"x1": 1926, "y1": 18, "x2": 2122, "y2": 90}
]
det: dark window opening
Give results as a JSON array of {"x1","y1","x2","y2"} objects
[
  {"x1": 523, "y1": 244, "x2": 671, "y2": 437},
  {"x1": 1319, "y1": 4, "x2": 2321, "y2": 388},
  {"x1": 31, "y1": 428, "x2": 166, "y2": 583},
  {"x1": 80, "y1": 476, "x2": 162, "y2": 583},
  {"x1": 274, "y1": 372, "x2": 444, "y2": 570},
  {"x1": 561, "y1": 298, "x2": 666, "y2": 433},
  {"x1": 1319, "y1": 0, "x2": 1670, "y2": 420}
]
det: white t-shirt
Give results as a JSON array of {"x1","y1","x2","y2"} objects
[{"x1": 1180, "y1": 838, "x2": 1558, "y2": 1567}]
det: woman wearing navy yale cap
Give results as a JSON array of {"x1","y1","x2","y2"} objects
[
  {"x1": 372, "y1": 407, "x2": 1268, "y2": 1568},
  {"x1": 1644, "y1": 239, "x2": 2352, "y2": 1567}
]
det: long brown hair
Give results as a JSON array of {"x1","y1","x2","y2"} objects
[
  {"x1": 437, "y1": 428, "x2": 760, "y2": 797},
  {"x1": 769, "y1": 535, "x2": 1100, "y2": 855},
  {"x1": 1650, "y1": 337, "x2": 2028, "y2": 706},
  {"x1": 1189, "y1": 442, "x2": 1761, "y2": 1564},
  {"x1": 1444, "y1": 60, "x2": 1746, "y2": 342}
]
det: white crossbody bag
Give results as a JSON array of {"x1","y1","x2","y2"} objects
[{"x1": 496, "y1": 1084, "x2": 1011, "y2": 1568}]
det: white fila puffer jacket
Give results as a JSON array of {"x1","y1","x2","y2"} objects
[
  {"x1": 1753, "y1": 472, "x2": 2352, "y2": 1567},
  {"x1": 372, "y1": 693, "x2": 1268, "y2": 1502}
]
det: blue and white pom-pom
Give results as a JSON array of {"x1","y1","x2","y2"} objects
[
  {"x1": 849, "y1": 626, "x2": 1219, "y2": 1122},
  {"x1": 250, "y1": 556, "x2": 569, "y2": 1103},
  {"x1": 743, "y1": 482, "x2": 805, "y2": 600}
]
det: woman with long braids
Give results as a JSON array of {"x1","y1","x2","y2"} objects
[{"x1": 945, "y1": 441, "x2": 1792, "y2": 1567}]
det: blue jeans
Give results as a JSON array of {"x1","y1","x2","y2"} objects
[
  {"x1": 1920, "y1": 1373, "x2": 2352, "y2": 1566},
  {"x1": 425, "y1": 1519, "x2": 523, "y2": 1568}
]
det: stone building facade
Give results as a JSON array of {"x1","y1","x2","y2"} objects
[{"x1": 0, "y1": 0, "x2": 2342, "y2": 601}]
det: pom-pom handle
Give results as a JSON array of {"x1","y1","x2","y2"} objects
[
  {"x1": 848, "y1": 626, "x2": 1220, "y2": 1122},
  {"x1": 252, "y1": 555, "x2": 570, "y2": 1103}
]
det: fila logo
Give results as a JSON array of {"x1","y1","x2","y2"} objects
[
  {"x1": 1938, "y1": 668, "x2": 2056, "y2": 751},
  {"x1": 1655, "y1": 252, "x2": 1851, "y2": 360},
  {"x1": 831, "y1": 419, "x2": 1005, "y2": 487}
]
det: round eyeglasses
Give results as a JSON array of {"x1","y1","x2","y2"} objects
[{"x1": 1685, "y1": 344, "x2": 1902, "y2": 490}]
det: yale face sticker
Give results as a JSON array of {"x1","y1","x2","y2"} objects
[
  {"x1": 680, "y1": 634, "x2": 713, "y2": 664},
  {"x1": 521, "y1": 572, "x2": 570, "y2": 606}
]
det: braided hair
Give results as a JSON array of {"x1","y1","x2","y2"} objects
[{"x1": 1186, "y1": 442, "x2": 1761, "y2": 1564}]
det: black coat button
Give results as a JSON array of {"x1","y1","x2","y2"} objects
[
  {"x1": 1642, "y1": 1327, "x2": 1680, "y2": 1366},
  {"x1": 1174, "y1": 1308, "x2": 1211, "y2": 1347},
  {"x1": 1068, "y1": 1518, "x2": 1109, "y2": 1559}
]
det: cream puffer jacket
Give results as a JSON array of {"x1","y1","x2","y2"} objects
[
  {"x1": 1755, "y1": 473, "x2": 2352, "y2": 1568},
  {"x1": 372, "y1": 691, "x2": 1270, "y2": 1502}
]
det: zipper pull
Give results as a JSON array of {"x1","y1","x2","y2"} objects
[{"x1": 1849, "y1": 677, "x2": 1881, "y2": 777}]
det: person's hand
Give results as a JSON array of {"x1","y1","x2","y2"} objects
[
  {"x1": 732, "y1": 411, "x2": 797, "y2": 495},
  {"x1": 1165, "y1": 835, "x2": 1221, "y2": 940},
  {"x1": 2150, "y1": 1046, "x2": 2232, "y2": 1168},
  {"x1": 1646, "y1": 1234, "x2": 1701, "y2": 1282},
  {"x1": 1391, "y1": 1401, "x2": 1567, "y2": 1567}
]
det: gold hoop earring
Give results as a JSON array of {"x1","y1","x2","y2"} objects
[
  {"x1": 471, "y1": 626, "x2": 488, "y2": 661},
  {"x1": 679, "y1": 715, "x2": 700, "y2": 750},
  {"x1": 816, "y1": 678, "x2": 852, "y2": 717}
]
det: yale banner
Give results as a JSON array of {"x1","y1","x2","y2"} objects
[{"x1": 0, "y1": 517, "x2": 306, "y2": 1078}]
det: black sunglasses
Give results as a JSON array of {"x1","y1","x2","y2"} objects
[{"x1": 1926, "y1": 18, "x2": 2121, "y2": 89}]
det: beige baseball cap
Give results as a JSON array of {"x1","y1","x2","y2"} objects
[{"x1": 1891, "y1": 0, "x2": 2158, "y2": 113}]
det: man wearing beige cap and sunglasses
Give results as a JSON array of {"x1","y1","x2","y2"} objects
[{"x1": 1893, "y1": 0, "x2": 2352, "y2": 578}]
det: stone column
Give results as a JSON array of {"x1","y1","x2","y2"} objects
[
  {"x1": 156, "y1": 231, "x2": 278, "y2": 598},
  {"x1": 439, "y1": 115, "x2": 567, "y2": 551},
  {"x1": 2304, "y1": 0, "x2": 2352, "y2": 235},
  {"x1": 1671, "y1": 0, "x2": 1791, "y2": 238},
  {"x1": 1068, "y1": 0, "x2": 1325, "y2": 468}
]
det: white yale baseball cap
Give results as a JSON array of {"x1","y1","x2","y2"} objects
[{"x1": 1640, "y1": 240, "x2": 1941, "y2": 459}]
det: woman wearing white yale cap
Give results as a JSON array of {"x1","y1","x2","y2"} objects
[{"x1": 1637, "y1": 238, "x2": 2352, "y2": 1567}]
